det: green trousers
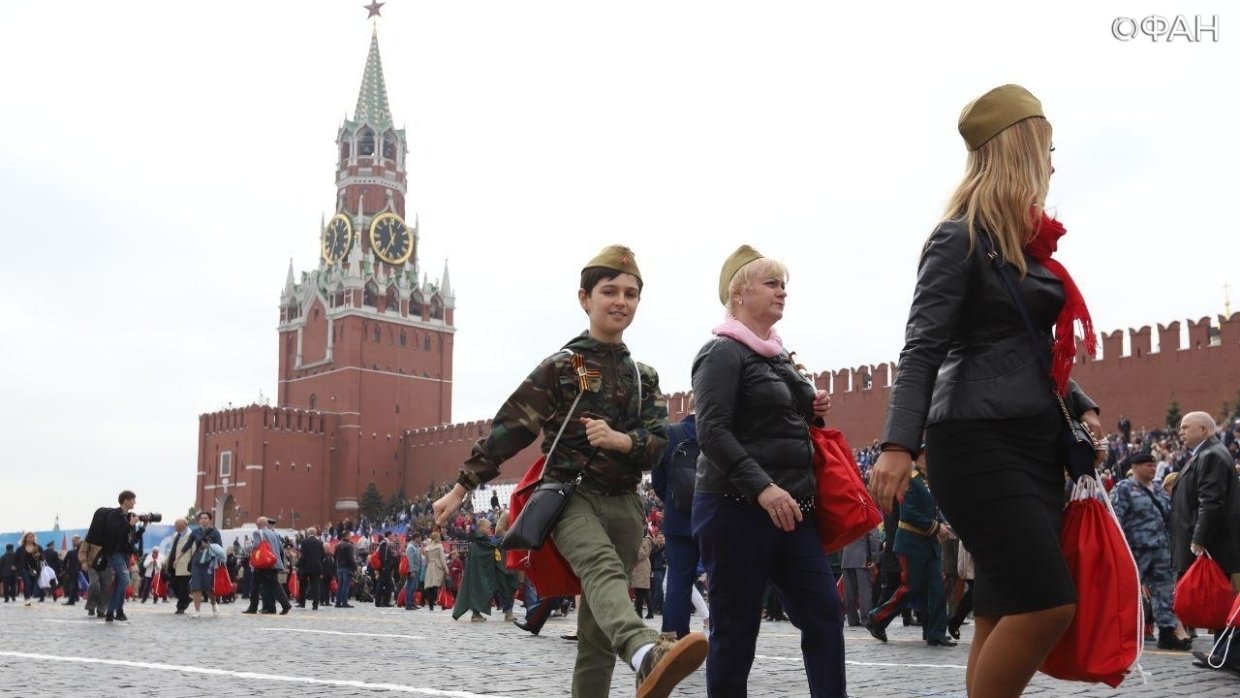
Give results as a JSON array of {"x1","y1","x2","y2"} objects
[{"x1": 553, "y1": 488, "x2": 659, "y2": 698}]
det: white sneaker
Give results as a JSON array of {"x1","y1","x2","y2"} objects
[
  {"x1": 193, "y1": 609, "x2": 201, "y2": 619},
  {"x1": 211, "y1": 605, "x2": 218, "y2": 617}
]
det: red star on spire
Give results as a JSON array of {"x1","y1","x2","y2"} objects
[{"x1": 364, "y1": 1, "x2": 385, "y2": 19}]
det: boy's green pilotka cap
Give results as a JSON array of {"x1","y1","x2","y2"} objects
[
  {"x1": 583, "y1": 244, "x2": 642, "y2": 281},
  {"x1": 958, "y1": 84, "x2": 1044, "y2": 151},
  {"x1": 719, "y1": 244, "x2": 764, "y2": 305}
]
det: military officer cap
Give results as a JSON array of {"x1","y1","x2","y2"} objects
[
  {"x1": 584, "y1": 244, "x2": 641, "y2": 281},
  {"x1": 1129, "y1": 452, "x2": 1155, "y2": 465},
  {"x1": 718, "y1": 244, "x2": 764, "y2": 305},
  {"x1": 958, "y1": 84, "x2": 1044, "y2": 151}
]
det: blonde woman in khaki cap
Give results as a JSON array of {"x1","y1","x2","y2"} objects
[
  {"x1": 868, "y1": 85, "x2": 1106, "y2": 697},
  {"x1": 690, "y1": 245, "x2": 845, "y2": 697}
]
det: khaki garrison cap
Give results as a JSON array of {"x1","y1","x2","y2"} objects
[
  {"x1": 718, "y1": 245, "x2": 764, "y2": 305},
  {"x1": 583, "y1": 244, "x2": 641, "y2": 281},
  {"x1": 958, "y1": 84, "x2": 1044, "y2": 151}
]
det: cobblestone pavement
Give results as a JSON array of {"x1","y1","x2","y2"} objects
[{"x1": 1, "y1": 598, "x2": 1236, "y2": 697}]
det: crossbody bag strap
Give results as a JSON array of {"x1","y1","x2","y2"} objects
[
  {"x1": 979, "y1": 234, "x2": 1079, "y2": 425},
  {"x1": 1135, "y1": 482, "x2": 1169, "y2": 521},
  {"x1": 534, "y1": 351, "x2": 585, "y2": 483}
]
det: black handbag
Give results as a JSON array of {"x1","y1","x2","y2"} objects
[{"x1": 983, "y1": 236, "x2": 1099, "y2": 482}]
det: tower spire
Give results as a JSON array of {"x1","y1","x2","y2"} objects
[
  {"x1": 353, "y1": 25, "x2": 393, "y2": 128},
  {"x1": 441, "y1": 259, "x2": 453, "y2": 298}
]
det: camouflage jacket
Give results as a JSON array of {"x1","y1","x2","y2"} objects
[
  {"x1": 1111, "y1": 477, "x2": 1171, "y2": 550},
  {"x1": 457, "y1": 333, "x2": 668, "y2": 493}
]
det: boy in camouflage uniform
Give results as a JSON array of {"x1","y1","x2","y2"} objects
[
  {"x1": 434, "y1": 245, "x2": 707, "y2": 698},
  {"x1": 1110, "y1": 452, "x2": 1192, "y2": 651}
]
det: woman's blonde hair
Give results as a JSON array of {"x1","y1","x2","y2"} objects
[
  {"x1": 726, "y1": 257, "x2": 789, "y2": 316},
  {"x1": 942, "y1": 116, "x2": 1053, "y2": 276},
  {"x1": 430, "y1": 531, "x2": 441, "y2": 543}
]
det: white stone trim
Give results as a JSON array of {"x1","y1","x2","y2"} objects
[
  {"x1": 204, "y1": 482, "x2": 246, "y2": 491},
  {"x1": 334, "y1": 500, "x2": 360, "y2": 510},
  {"x1": 278, "y1": 366, "x2": 452, "y2": 385},
  {"x1": 245, "y1": 464, "x2": 264, "y2": 471}
]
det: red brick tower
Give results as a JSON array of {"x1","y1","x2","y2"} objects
[{"x1": 197, "y1": 26, "x2": 456, "y2": 527}]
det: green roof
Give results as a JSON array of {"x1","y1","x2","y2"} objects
[{"x1": 353, "y1": 27, "x2": 393, "y2": 129}]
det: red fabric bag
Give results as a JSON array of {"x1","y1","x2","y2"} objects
[
  {"x1": 396, "y1": 587, "x2": 406, "y2": 607},
  {"x1": 398, "y1": 555, "x2": 410, "y2": 577},
  {"x1": 212, "y1": 566, "x2": 233, "y2": 597},
  {"x1": 368, "y1": 550, "x2": 383, "y2": 570},
  {"x1": 809, "y1": 427, "x2": 882, "y2": 553},
  {"x1": 1040, "y1": 476, "x2": 1142, "y2": 688},
  {"x1": 503, "y1": 456, "x2": 582, "y2": 597},
  {"x1": 329, "y1": 578, "x2": 339, "y2": 595},
  {"x1": 1173, "y1": 554, "x2": 1236, "y2": 630},
  {"x1": 439, "y1": 587, "x2": 455, "y2": 608},
  {"x1": 152, "y1": 571, "x2": 168, "y2": 598},
  {"x1": 287, "y1": 569, "x2": 300, "y2": 599},
  {"x1": 251, "y1": 540, "x2": 277, "y2": 570}
]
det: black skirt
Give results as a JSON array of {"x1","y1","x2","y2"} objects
[{"x1": 924, "y1": 405, "x2": 1076, "y2": 617}]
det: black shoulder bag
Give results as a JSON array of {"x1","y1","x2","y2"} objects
[{"x1": 982, "y1": 236, "x2": 1099, "y2": 482}]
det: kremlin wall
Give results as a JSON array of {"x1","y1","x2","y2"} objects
[{"x1": 402, "y1": 313, "x2": 1240, "y2": 490}]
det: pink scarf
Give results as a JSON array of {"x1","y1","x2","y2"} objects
[{"x1": 713, "y1": 317, "x2": 783, "y2": 358}]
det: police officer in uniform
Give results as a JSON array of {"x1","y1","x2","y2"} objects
[{"x1": 1112, "y1": 452, "x2": 1192, "y2": 650}]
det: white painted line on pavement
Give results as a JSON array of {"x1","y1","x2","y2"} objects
[
  {"x1": 258, "y1": 627, "x2": 427, "y2": 640},
  {"x1": 755, "y1": 654, "x2": 967, "y2": 670},
  {"x1": 43, "y1": 620, "x2": 99, "y2": 625},
  {"x1": 0, "y1": 651, "x2": 513, "y2": 697}
]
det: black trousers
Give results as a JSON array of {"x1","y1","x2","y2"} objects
[
  {"x1": 297, "y1": 572, "x2": 321, "y2": 607},
  {"x1": 172, "y1": 575, "x2": 192, "y2": 611},
  {"x1": 2, "y1": 576, "x2": 16, "y2": 601},
  {"x1": 247, "y1": 569, "x2": 290, "y2": 612}
]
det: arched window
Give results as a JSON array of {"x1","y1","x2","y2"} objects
[
  {"x1": 359, "y1": 128, "x2": 375, "y2": 156},
  {"x1": 309, "y1": 393, "x2": 317, "y2": 410},
  {"x1": 399, "y1": 331, "x2": 406, "y2": 347},
  {"x1": 363, "y1": 282, "x2": 378, "y2": 307},
  {"x1": 373, "y1": 327, "x2": 381, "y2": 343},
  {"x1": 430, "y1": 296, "x2": 444, "y2": 320},
  {"x1": 384, "y1": 286, "x2": 398, "y2": 313},
  {"x1": 339, "y1": 141, "x2": 351, "y2": 163},
  {"x1": 383, "y1": 133, "x2": 397, "y2": 161},
  {"x1": 423, "y1": 336, "x2": 431, "y2": 351}
]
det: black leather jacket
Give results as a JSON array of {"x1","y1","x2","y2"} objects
[
  {"x1": 882, "y1": 219, "x2": 1097, "y2": 452},
  {"x1": 691, "y1": 337, "x2": 817, "y2": 501}
]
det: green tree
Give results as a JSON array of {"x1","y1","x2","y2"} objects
[
  {"x1": 359, "y1": 481, "x2": 384, "y2": 522},
  {"x1": 1166, "y1": 394, "x2": 1182, "y2": 430}
]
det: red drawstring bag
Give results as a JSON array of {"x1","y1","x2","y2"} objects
[
  {"x1": 504, "y1": 456, "x2": 582, "y2": 597},
  {"x1": 287, "y1": 568, "x2": 300, "y2": 599},
  {"x1": 396, "y1": 587, "x2": 406, "y2": 607},
  {"x1": 152, "y1": 571, "x2": 168, "y2": 598},
  {"x1": 809, "y1": 427, "x2": 883, "y2": 553},
  {"x1": 439, "y1": 587, "x2": 455, "y2": 608},
  {"x1": 212, "y1": 566, "x2": 233, "y2": 597},
  {"x1": 1173, "y1": 554, "x2": 1236, "y2": 629},
  {"x1": 399, "y1": 556, "x2": 410, "y2": 577},
  {"x1": 1040, "y1": 476, "x2": 1142, "y2": 688},
  {"x1": 251, "y1": 540, "x2": 277, "y2": 570}
]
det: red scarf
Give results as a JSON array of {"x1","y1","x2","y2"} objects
[{"x1": 1025, "y1": 213, "x2": 1097, "y2": 395}]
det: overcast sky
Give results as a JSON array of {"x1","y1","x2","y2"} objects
[{"x1": 1, "y1": 1, "x2": 1235, "y2": 531}]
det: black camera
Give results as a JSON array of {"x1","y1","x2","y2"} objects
[{"x1": 136, "y1": 512, "x2": 163, "y2": 524}]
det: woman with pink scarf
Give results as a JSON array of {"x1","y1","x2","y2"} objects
[{"x1": 690, "y1": 245, "x2": 846, "y2": 697}]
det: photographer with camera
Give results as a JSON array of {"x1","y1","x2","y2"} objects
[
  {"x1": 84, "y1": 490, "x2": 139, "y2": 622},
  {"x1": 188, "y1": 511, "x2": 223, "y2": 618}
]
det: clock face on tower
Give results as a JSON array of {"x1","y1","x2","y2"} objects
[
  {"x1": 322, "y1": 214, "x2": 353, "y2": 263},
  {"x1": 369, "y1": 212, "x2": 413, "y2": 265}
]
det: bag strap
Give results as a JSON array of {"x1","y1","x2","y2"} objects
[
  {"x1": 533, "y1": 352, "x2": 587, "y2": 483},
  {"x1": 979, "y1": 234, "x2": 1080, "y2": 427},
  {"x1": 1134, "y1": 481, "x2": 1169, "y2": 521}
]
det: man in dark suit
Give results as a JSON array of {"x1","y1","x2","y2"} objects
[
  {"x1": 61, "y1": 537, "x2": 82, "y2": 606},
  {"x1": 374, "y1": 532, "x2": 395, "y2": 607},
  {"x1": 297, "y1": 527, "x2": 325, "y2": 610},
  {"x1": 1171, "y1": 411, "x2": 1240, "y2": 676}
]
